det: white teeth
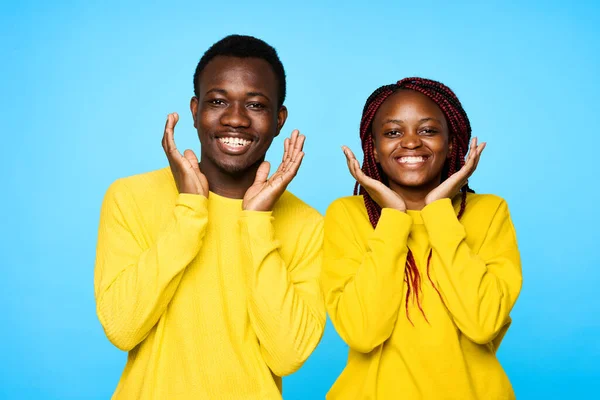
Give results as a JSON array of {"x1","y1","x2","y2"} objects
[
  {"x1": 219, "y1": 137, "x2": 251, "y2": 147},
  {"x1": 399, "y1": 156, "x2": 426, "y2": 163}
]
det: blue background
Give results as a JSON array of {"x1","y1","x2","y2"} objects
[{"x1": 1, "y1": 0, "x2": 599, "y2": 398}]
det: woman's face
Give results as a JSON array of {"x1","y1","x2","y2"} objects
[{"x1": 371, "y1": 89, "x2": 452, "y2": 193}]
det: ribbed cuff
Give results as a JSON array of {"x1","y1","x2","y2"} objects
[
  {"x1": 375, "y1": 208, "x2": 413, "y2": 240},
  {"x1": 175, "y1": 193, "x2": 208, "y2": 216},
  {"x1": 421, "y1": 198, "x2": 465, "y2": 245},
  {"x1": 239, "y1": 210, "x2": 276, "y2": 245}
]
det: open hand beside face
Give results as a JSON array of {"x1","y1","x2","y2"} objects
[
  {"x1": 242, "y1": 130, "x2": 305, "y2": 212},
  {"x1": 162, "y1": 112, "x2": 209, "y2": 196},
  {"x1": 342, "y1": 146, "x2": 407, "y2": 212},
  {"x1": 424, "y1": 137, "x2": 486, "y2": 205}
]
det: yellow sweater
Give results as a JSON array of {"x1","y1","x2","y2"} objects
[
  {"x1": 94, "y1": 168, "x2": 325, "y2": 399},
  {"x1": 321, "y1": 194, "x2": 522, "y2": 400}
]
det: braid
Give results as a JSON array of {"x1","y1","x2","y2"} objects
[{"x1": 356, "y1": 78, "x2": 473, "y2": 322}]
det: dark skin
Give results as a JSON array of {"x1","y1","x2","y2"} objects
[
  {"x1": 161, "y1": 56, "x2": 306, "y2": 211},
  {"x1": 342, "y1": 89, "x2": 486, "y2": 212}
]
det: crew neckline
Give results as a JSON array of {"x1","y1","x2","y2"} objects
[
  {"x1": 208, "y1": 191, "x2": 244, "y2": 204},
  {"x1": 406, "y1": 209, "x2": 424, "y2": 224}
]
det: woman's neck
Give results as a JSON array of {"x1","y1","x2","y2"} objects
[{"x1": 389, "y1": 180, "x2": 440, "y2": 211}]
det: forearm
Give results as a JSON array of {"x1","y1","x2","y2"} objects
[
  {"x1": 324, "y1": 208, "x2": 411, "y2": 353},
  {"x1": 240, "y1": 212, "x2": 325, "y2": 376},
  {"x1": 422, "y1": 199, "x2": 522, "y2": 344},
  {"x1": 95, "y1": 193, "x2": 208, "y2": 350}
]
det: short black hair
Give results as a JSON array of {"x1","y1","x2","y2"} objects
[{"x1": 193, "y1": 35, "x2": 286, "y2": 107}]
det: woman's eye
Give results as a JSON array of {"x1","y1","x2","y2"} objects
[{"x1": 385, "y1": 130, "x2": 401, "y2": 137}]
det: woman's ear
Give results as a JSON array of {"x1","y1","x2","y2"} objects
[{"x1": 372, "y1": 137, "x2": 380, "y2": 163}]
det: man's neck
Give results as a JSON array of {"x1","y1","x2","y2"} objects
[{"x1": 199, "y1": 158, "x2": 260, "y2": 199}]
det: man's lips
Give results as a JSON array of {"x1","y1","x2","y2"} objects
[
  {"x1": 214, "y1": 131, "x2": 255, "y2": 141},
  {"x1": 214, "y1": 132, "x2": 255, "y2": 155}
]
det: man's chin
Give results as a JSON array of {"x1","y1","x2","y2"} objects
[{"x1": 216, "y1": 159, "x2": 259, "y2": 176}]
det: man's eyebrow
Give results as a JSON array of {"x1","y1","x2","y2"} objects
[
  {"x1": 205, "y1": 88, "x2": 227, "y2": 95},
  {"x1": 247, "y1": 91, "x2": 270, "y2": 100}
]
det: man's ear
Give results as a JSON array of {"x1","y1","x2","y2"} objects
[
  {"x1": 190, "y1": 97, "x2": 199, "y2": 129},
  {"x1": 275, "y1": 105, "x2": 288, "y2": 137}
]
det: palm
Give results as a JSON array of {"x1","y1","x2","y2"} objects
[
  {"x1": 342, "y1": 146, "x2": 406, "y2": 212},
  {"x1": 162, "y1": 112, "x2": 209, "y2": 196},
  {"x1": 243, "y1": 130, "x2": 305, "y2": 212},
  {"x1": 425, "y1": 137, "x2": 486, "y2": 205}
]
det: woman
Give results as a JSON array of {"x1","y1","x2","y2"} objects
[{"x1": 321, "y1": 78, "x2": 522, "y2": 399}]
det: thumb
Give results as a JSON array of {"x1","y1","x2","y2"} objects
[
  {"x1": 253, "y1": 161, "x2": 271, "y2": 184},
  {"x1": 183, "y1": 149, "x2": 200, "y2": 171}
]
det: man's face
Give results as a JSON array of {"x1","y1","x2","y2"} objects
[{"x1": 191, "y1": 56, "x2": 287, "y2": 175}]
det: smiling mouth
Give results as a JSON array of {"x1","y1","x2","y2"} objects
[
  {"x1": 397, "y1": 156, "x2": 428, "y2": 164},
  {"x1": 215, "y1": 134, "x2": 255, "y2": 155},
  {"x1": 217, "y1": 137, "x2": 252, "y2": 148}
]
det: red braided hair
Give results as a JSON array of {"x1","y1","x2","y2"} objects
[{"x1": 354, "y1": 78, "x2": 472, "y2": 323}]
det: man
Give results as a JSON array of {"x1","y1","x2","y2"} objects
[{"x1": 94, "y1": 35, "x2": 325, "y2": 399}]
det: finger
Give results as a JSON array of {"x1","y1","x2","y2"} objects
[
  {"x1": 351, "y1": 158, "x2": 370, "y2": 186},
  {"x1": 163, "y1": 113, "x2": 180, "y2": 155},
  {"x1": 478, "y1": 142, "x2": 486, "y2": 155},
  {"x1": 162, "y1": 114, "x2": 172, "y2": 149},
  {"x1": 281, "y1": 137, "x2": 290, "y2": 163},
  {"x1": 343, "y1": 147, "x2": 369, "y2": 185},
  {"x1": 342, "y1": 147, "x2": 359, "y2": 179},
  {"x1": 468, "y1": 139, "x2": 484, "y2": 168},
  {"x1": 283, "y1": 151, "x2": 305, "y2": 179},
  {"x1": 253, "y1": 161, "x2": 271, "y2": 184},
  {"x1": 274, "y1": 138, "x2": 291, "y2": 175},
  {"x1": 279, "y1": 130, "x2": 298, "y2": 173},
  {"x1": 464, "y1": 137, "x2": 478, "y2": 169},
  {"x1": 468, "y1": 137, "x2": 477, "y2": 159},
  {"x1": 342, "y1": 146, "x2": 359, "y2": 162},
  {"x1": 285, "y1": 130, "x2": 299, "y2": 162},
  {"x1": 283, "y1": 134, "x2": 306, "y2": 173},
  {"x1": 289, "y1": 129, "x2": 299, "y2": 147},
  {"x1": 293, "y1": 132, "x2": 305, "y2": 152},
  {"x1": 473, "y1": 142, "x2": 486, "y2": 170}
]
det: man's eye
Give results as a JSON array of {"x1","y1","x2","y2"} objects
[
  {"x1": 209, "y1": 99, "x2": 225, "y2": 105},
  {"x1": 248, "y1": 103, "x2": 265, "y2": 109}
]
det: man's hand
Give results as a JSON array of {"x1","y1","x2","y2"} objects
[
  {"x1": 162, "y1": 112, "x2": 209, "y2": 196},
  {"x1": 242, "y1": 130, "x2": 305, "y2": 212}
]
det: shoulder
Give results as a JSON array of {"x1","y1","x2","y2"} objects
[
  {"x1": 326, "y1": 195, "x2": 365, "y2": 215},
  {"x1": 107, "y1": 167, "x2": 174, "y2": 194},
  {"x1": 104, "y1": 167, "x2": 175, "y2": 201},
  {"x1": 273, "y1": 190, "x2": 323, "y2": 226},
  {"x1": 325, "y1": 195, "x2": 368, "y2": 220},
  {"x1": 460, "y1": 193, "x2": 510, "y2": 215},
  {"x1": 458, "y1": 193, "x2": 514, "y2": 235}
]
